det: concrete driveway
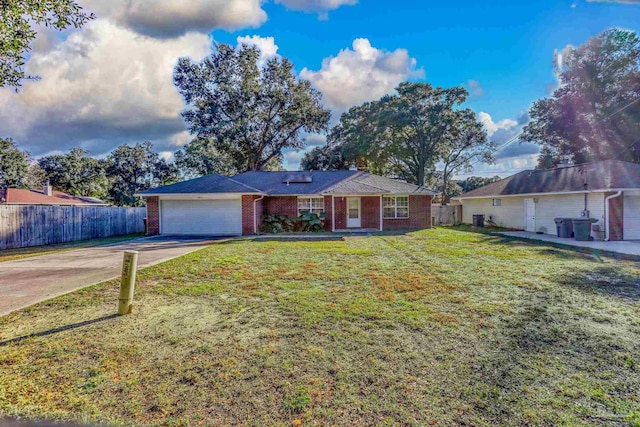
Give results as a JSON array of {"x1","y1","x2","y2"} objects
[{"x1": 0, "y1": 236, "x2": 222, "y2": 317}]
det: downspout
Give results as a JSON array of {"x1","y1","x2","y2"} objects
[
  {"x1": 605, "y1": 191, "x2": 622, "y2": 241},
  {"x1": 253, "y1": 194, "x2": 266, "y2": 235}
]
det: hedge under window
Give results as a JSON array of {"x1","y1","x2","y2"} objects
[
  {"x1": 383, "y1": 196, "x2": 409, "y2": 218},
  {"x1": 297, "y1": 197, "x2": 325, "y2": 215}
]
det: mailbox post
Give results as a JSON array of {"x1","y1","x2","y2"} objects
[{"x1": 118, "y1": 250, "x2": 139, "y2": 315}]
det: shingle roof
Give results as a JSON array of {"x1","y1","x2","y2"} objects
[
  {"x1": 136, "y1": 174, "x2": 262, "y2": 195},
  {"x1": 0, "y1": 188, "x2": 108, "y2": 205},
  {"x1": 139, "y1": 170, "x2": 435, "y2": 196},
  {"x1": 456, "y1": 160, "x2": 640, "y2": 199},
  {"x1": 231, "y1": 170, "x2": 360, "y2": 195},
  {"x1": 322, "y1": 172, "x2": 435, "y2": 195}
]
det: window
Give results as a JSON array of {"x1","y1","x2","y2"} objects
[
  {"x1": 297, "y1": 197, "x2": 325, "y2": 215},
  {"x1": 492, "y1": 198, "x2": 502, "y2": 207},
  {"x1": 383, "y1": 196, "x2": 409, "y2": 219}
]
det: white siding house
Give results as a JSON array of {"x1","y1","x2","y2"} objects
[
  {"x1": 454, "y1": 161, "x2": 640, "y2": 241},
  {"x1": 461, "y1": 193, "x2": 606, "y2": 234}
]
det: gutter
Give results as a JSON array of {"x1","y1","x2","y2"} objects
[{"x1": 605, "y1": 191, "x2": 623, "y2": 241}]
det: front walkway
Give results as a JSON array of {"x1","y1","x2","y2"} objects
[
  {"x1": 499, "y1": 231, "x2": 640, "y2": 256},
  {"x1": 0, "y1": 236, "x2": 220, "y2": 317}
]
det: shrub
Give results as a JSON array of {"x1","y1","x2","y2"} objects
[{"x1": 260, "y1": 211, "x2": 327, "y2": 233}]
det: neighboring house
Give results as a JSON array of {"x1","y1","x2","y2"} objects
[
  {"x1": 453, "y1": 160, "x2": 640, "y2": 241},
  {"x1": 136, "y1": 170, "x2": 434, "y2": 236},
  {"x1": 0, "y1": 184, "x2": 107, "y2": 206}
]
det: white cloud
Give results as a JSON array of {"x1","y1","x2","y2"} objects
[
  {"x1": 477, "y1": 112, "x2": 539, "y2": 163},
  {"x1": 0, "y1": 20, "x2": 211, "y2": 156},
  {"x1": 466, "y1": 79, "x2": 484, "y2": 97},
  {"x1": 458, "y1": 154, "x2": 539, "y2": 179},
  {"x1": 284, "y1": 150, "x2": 306, "y2": 170},
  {"x1": 305, "y1": 133, "x2": 327, "y2": 146},
  {"x1": 237, "y1": 35, "x2": 279, "y2": 65},
  {"x1": 275, "y1": 0, "x2": 357, "y2": 18},
  {"x1": 169, "y1": 131, "x2": 193, "y2": 147},
  {"x1": 478, "y1": 112, "x2": 518, "y2": 136},
  {"x1": 80, "y1": 0, "x2": 267, "y2": 38},
  {"x1": 300, "y1": 38, "x2": 424, "y2": 111}
]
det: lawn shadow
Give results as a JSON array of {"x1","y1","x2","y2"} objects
[
  {"x1": 553, "y1": 265, "x2": 640, "y2": 301},
  {"x1": 462, "y1": 273, "x2": 639, "y2": 424},
  {"x1": 0, "y1": 314, "x2": 119, "y2": 346}
]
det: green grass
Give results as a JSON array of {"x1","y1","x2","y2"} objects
[
  {"x1": 1, "y1": 228, "x2": 639, "y2": 426},
  {"x1": 0, "y1": 234, "x2": 142, "y2": 263}
]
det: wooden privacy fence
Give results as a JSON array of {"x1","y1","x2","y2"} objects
[
  {"x1": 431, "y1": 204, "x2": 462, "y2": 226},
  {"x1": 0, "y1": 205, "x2": 146, "y2": 250}
]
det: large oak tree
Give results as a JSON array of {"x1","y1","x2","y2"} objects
[
  {"x1": 38, "y1": 147, "x2": 108, "y2": 197},
  {"x1": 522, "y1": 29, "x2": 640, "y2": 167},
  {"x1": 303, "y1": 82, "x2": 492, "y2": 194},
  {"x1": 173, "y1": 44, "x2": 331, "y2": 172},
  {"x1": 106, "y1": 142, "x2": 177, "y2": 207}
]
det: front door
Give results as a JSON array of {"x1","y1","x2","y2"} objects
[
  {"x1": 346, "y1": 197, "x2": 361, "y2": 228},
  {"x1": 524, "y1": 198, "x2": 536, "y2": 232}
]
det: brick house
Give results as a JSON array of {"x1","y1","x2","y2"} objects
[
  {"x1": 137, "y1": 170, "x2": 434, "y2": 236},
  {"x1": 453, "y1": 160, "x2": 640, "y2": 241}
]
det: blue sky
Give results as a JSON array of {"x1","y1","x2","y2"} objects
[{"x1": 2, "y1": 0, "x2": 639, "y2": 178}]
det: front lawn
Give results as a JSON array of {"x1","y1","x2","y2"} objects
[{"x1": 1, "y1": 228, "x2": 639, "y2": 426}]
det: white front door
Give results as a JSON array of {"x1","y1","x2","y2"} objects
[
  {"x1": 346, "y1": 197, "x2": 361, "y2": 228},
  {"x1": 524, "y1": 198, "x2": 536, "y2": 232}
]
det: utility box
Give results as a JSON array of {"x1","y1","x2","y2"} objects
[
  {"x1": 592, "y1": 223, "x2": 605, "y2": 241},
  {"x1": 472, "y1": 214, "x2": 485, "y2": 227}
]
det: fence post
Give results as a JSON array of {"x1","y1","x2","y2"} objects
[{"x1": 118, "y1": 250, "x2": 139, "y2": 315}]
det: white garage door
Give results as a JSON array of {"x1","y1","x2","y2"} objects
[
  {"x1": 161, "y1": 199, "x2": 242, "y2": 236},
  {"x1": 624, "y1": 195, "x2": 640, "y2": 240}
]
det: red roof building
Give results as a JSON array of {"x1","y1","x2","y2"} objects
[{"x1": 0, "y1": 185, "x2": 107, "y2": 206}]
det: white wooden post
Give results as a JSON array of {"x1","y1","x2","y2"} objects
[{"x1": 118, "y1": 250, "x2": 139, "y2": 315}]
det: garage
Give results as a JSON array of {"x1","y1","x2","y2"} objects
[
  {"x1": 160, "y1": 199, "x2": 242, "y2": 236},
  {"x1": 624, "y1": 194, "x2": 640, "y2": 240}
]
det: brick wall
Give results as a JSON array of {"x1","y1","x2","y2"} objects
[
  {"x1": 323, "y1": 195, "x2": 333, "y2": 231},
  {"x1": 242, "y1": 195, "x2": 264, "y2": 235},
  {"x1": 334, "y1": 197, "x2": 347, "y2": 229},
  {"x1": 263, "y1": 196, "x2": 298, "y2": 218},
  {"x1": 383, "y1": 195, "x2": 433, "y2": 230},
  {"x1": 361, "y1": 196, "x2": 381, "y2": 229},
  {"x1": 607, "y1": 191, "x2": 624, "y2": 241},
  {"x1": 146, "y1": 196, "x2": 160, "y2": 235}
]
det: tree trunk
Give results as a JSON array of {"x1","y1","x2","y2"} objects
[{"x1": 441, "y1": 167, "x2": 448, "y2": 206}]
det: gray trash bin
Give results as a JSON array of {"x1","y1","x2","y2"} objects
[
  {"x1": 572, "y1": 218, "x2": 598, "y2": 241},
  {"x1": 554, "y1": 218, "x2": 574, "y2": 238},
  {"x1": 472, "y1": 214, "x2": 485, "y2": 227}
]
